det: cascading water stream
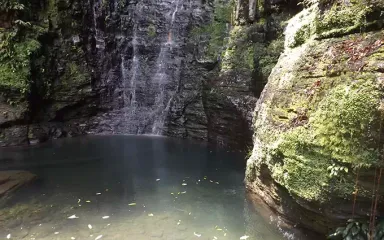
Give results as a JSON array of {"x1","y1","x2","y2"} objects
[
  {"x1": 93, "y1": 0, "x2": 104, "y2": 49},
  {"x1": 117, "y1": 3, "x2": 144, "y2": 134},
  {"x1": 124, "y1": 28, "x2": 139, "y2": 124},
  {"x1": 102, "y1": 0, "x2": 187, "y2": 135},
  {"x1": 151, "y1": 0, "x2": 181, "y2": 135}
]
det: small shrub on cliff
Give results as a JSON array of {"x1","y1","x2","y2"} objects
[
  {"x1": 190, "y1": 0, "x2": 234, "y2": 60},
  {"x1": 0, "y1": 0, "x2": 47, "y2": 96}
]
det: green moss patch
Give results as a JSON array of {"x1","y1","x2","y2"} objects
[
  {"x1": 250, "y1": 31, "x2": 384, "y2": 202},
  {"x1": 274, "y1": 79, "x2": 382, "y2": 201},
  {"x1": 314, "y1": 0, "x2": 378, "y2": 38},
  {"x1": 60, "y1": 62, "x2": 90, "y2": 88},
  {"x1": 190, "y1": 0, "x2": 233, "y2": 61}
]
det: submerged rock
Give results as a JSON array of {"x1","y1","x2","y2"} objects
[
  {"x1": 246, "y1": 0, "x2": 384, "y2": 236},
  {"x1": 0, "y1": 171, "x2": 37, "y2": 199}
]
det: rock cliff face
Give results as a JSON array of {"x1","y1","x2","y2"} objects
[
  {"x1": 245, "y1": 0, "x2": 384, "y2": 235},
  {"x1": 0, "y1": 0, "x2": 293, "y2": 150},
  {"x1": 4, "y1": 0, "x2": 384, "y2": 237},
  {"x1": 0, "y1": 0, "x2": 105, "y2": 146}
]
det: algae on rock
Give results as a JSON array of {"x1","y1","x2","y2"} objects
[{"x1": 245, "y1": 1, "x2": 384, "y2": 234}]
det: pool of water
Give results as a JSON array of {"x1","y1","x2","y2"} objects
[{"x1": 0, "y1": 135, "x2": 296, "y2": 240}]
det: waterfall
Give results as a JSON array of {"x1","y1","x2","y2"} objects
[
  {"x1": 128, "y1": 32, "x2": 139, "y2": 112},
  {"x1": 123, "y1": 25, "x2": 140, "y2": 132},
  {"x1": 118, "y1": 3, "x2": 143, "y2": 134},
  {"x1": 151, "y1": 0, "x2": 181, "y2": 135},
  {"x1": 93, "y1": 0, "x2": 104, "y2": 49},
  {"x1": 98, "y1": 0, "x2": 189, "y2": 136}
]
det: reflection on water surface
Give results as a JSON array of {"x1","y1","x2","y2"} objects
[{"x1": 0, "y1": 135, "x2": 289, "y2": 240}]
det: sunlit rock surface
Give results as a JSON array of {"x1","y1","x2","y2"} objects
[{"x1": 246, "y1": 0, "x2": 384, "y2": 235}]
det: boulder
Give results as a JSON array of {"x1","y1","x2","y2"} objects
[{"x1": 246, "y1": 0, "x2": 384, "y2": 235}]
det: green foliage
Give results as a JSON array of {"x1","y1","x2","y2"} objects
[
  {"x1": 299, "y1": 0, "x2": 333, "y2": 7},
  {"x1": 257, "y1": 37, "x2": 284, "y2": 82},
  {"x1": 46, "y1": 0, "x2": 59, "y2": 28},
  {"x1": 148, "y1": 24, "x2": 156, "y2": 38},
  {"x1": 328, "y1": 219, "x2": 384, "y2": 240},
  {"x1": 293, "y1": 24, "x2": 311, "y2": 47},
  {"x1": 327, "y1": 163, "x2": 348, "y2": 177},
  {"x1": 285, "y1": 4, "x2": 318, "y2": 48},
  {"x1": 0, "y1": 0, "x2": 25, "y2": 12},
  {"x1": 213, "y1": 0, "x2": 234, "y2": 22},
  {"x1": 0, "y1": 37, "x2": 41, "y2": 92},
  {"x1": 314, "y1": 0, "x2": 382, "y2": 38},
  {"x1": 0, "y1": 23, "x2": 42, "y2": 93},
  {"x1": 258, "y1": 0, "x2": 265, "y2": 15},
  {"x1": 221, "y1": 26, "x2": 256, "y2": 70},
  {"x1": 192, "y1": 22, "x2": 229, "y2": 60},
  {"x1": 62, "y1": 62, "x2": 90, "y2": 85},
  {"x1": 245, "y1": 45, "x2": 255, "y2": 70},
  {"x1": 191, "y1": 0, "x2": 233, "y2": 60},
  {"x1": 0, "y1": 0, "x2": 48, "y2": 95},
  {"x1": 288, "y1": 0, "x2": 384, "y2": 47}
]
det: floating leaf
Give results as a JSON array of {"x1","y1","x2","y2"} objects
[
  {"x1": 128, "y1": 203, "x2": 136, "y2": 206},
  {"x1": 102, "y1": 216, "x2": 110, "y2": 219},
  {"x1": 95, "y1": 235, "x2": 103, "y2": 240},
  {"x1": 68, "y1": 215, "x2": 79, "y2": 219}
]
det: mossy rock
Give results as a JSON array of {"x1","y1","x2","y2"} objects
[
  {"x1": 286, "y1": 0, "x2": 384, "y2": 49},
  {"x1": 190, "y1": 0, "x2": 233, "y2": 61},
  {"x1": 314, "y1": 0, "x2": 384, "y2": 39},
  {"x1": 246, "y1": 28, "x2": 384, "y2": 234}
]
